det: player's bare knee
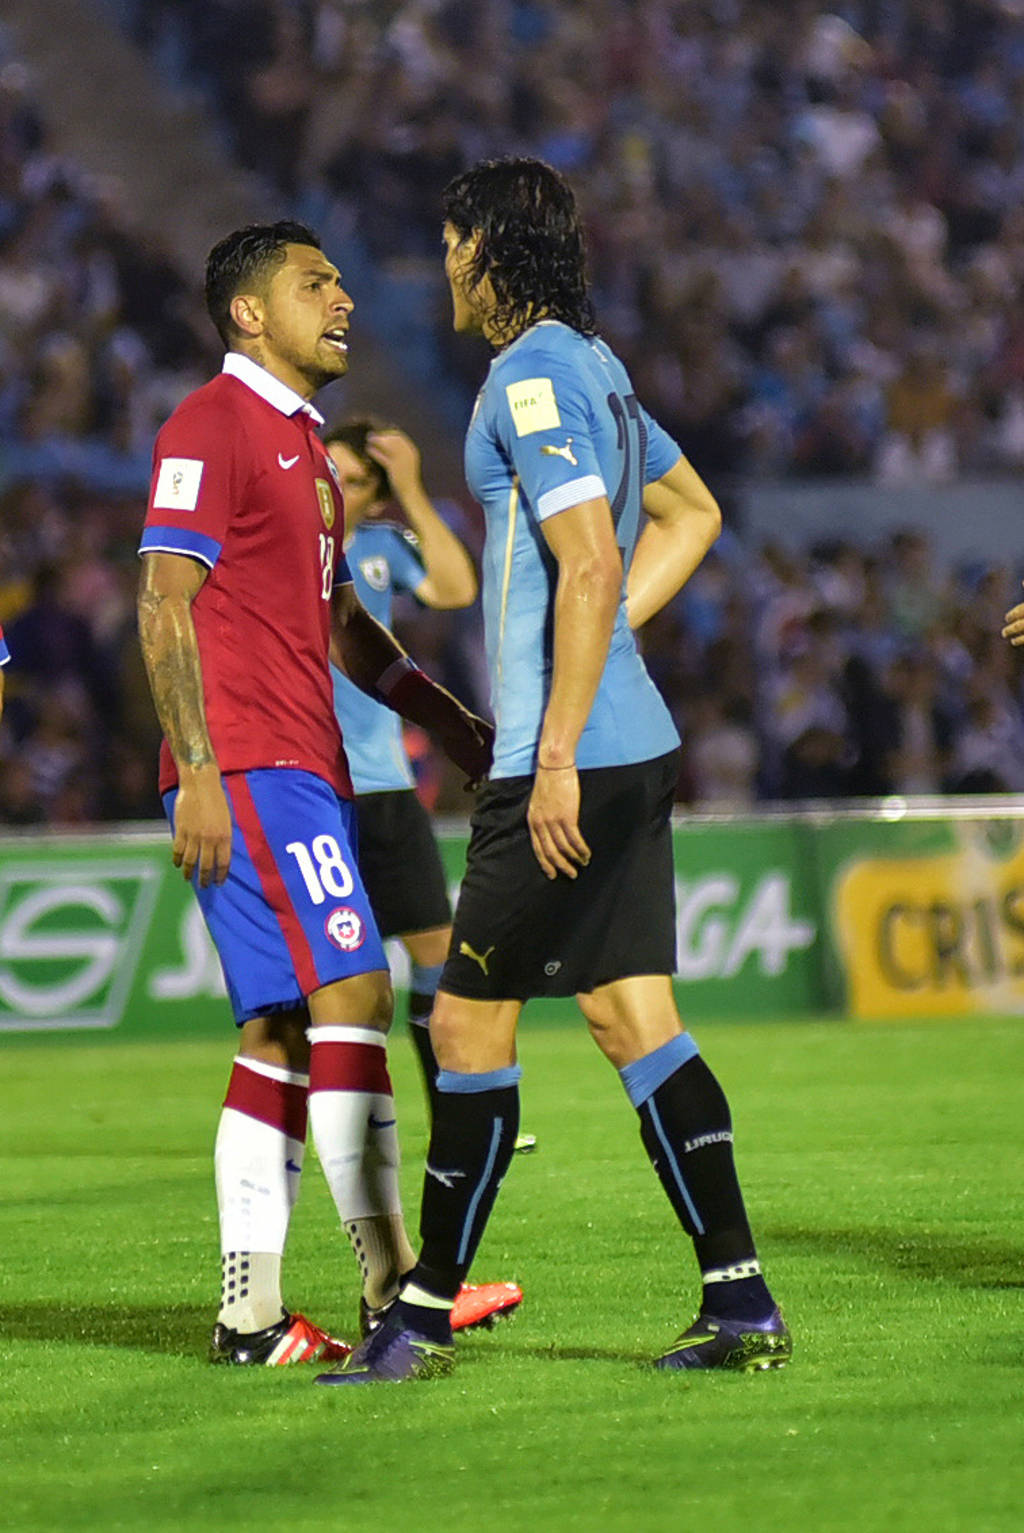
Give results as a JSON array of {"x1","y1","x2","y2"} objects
[
  {"x1": 430, "y1": 992, "x2": 518, "y2": 1072},
  {"x1": 308, "y1": 970, "x2": 394, "y2": 1032},
  {"x1": 239, "y1": 1009, "x2": 310, "y2": 1071},
  {"x1": 366, "y1": 973, "x2": 394, "y2": 1030},
  {"x1": 428, "y1": 1000, "x2": 466, "y2": 1068},
  {"x1": 580, "y1": 1003, "x2": 636, "y2": 1069},
  {"x1": 579, "y1": 989, "x2": 683, "y2": 1070},
  {"x1": 365, "y1": 977, "x2": 394, "y2": 1031},
  {"x1": 580, "y1": 974, "x2": 684, "y2": 1067},
  {"x1": 578, "y1": 989, "x2": 616, "y2": 1043},
  {"x1": 429, "y1": 1015, "x2": 489, "y2": 1072}
]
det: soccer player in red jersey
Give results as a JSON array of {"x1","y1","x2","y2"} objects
[{"x1": 137, "y1": 222, "x2": 497, "y2": 1365}]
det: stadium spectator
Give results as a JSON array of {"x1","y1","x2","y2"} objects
[
  {"x1": 4, "y1": 563, "x2": 109, "y2": 730},
  {"x1": 19, "y1": 692, "x2": 91, "y2": 813},
  {"x1": 875, "y1": 342, "x2": 960, "y2": 485},
  {"x1": 946, "y1": 690, "x2": 1024, "y2": 793},
  {"x1": 685, "y1": 692, "x2": 760, "y2": 810},
  {"x1": 880, "y1": 652, "x2": 956, "y2": 795}
]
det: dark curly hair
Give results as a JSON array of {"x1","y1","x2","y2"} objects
[
  {"x1": 442, "y1": 158, "x2": 596, "y2": 342},
  {"x1": 322, "y1": 416, "x2": 392, "y2": 502},
  {"x1": 205, "y1": 220, "x2": 321, "y2": 346}
]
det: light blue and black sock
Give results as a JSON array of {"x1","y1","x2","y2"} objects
[
  {"x1": 401, "y1": 1063, "x2": 521, "y2": 1340},
  {"x1": 621, "y1": 1034, "x2": 773, "y2": 1322}
]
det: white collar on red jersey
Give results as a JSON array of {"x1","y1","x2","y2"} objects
[{"x1": 221, "y1": 351, "x2": 325, "y2": 426}]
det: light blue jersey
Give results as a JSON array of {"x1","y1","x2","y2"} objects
[
  {"x1": 332, "y1": 520, "x2": 426, "y2": 793},
  {"x1": 464, "y1": 320, "x2": 682, "y2": 777}
]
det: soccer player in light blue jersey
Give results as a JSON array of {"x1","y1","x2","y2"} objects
[{"x1": 318, "y1": 158, "x2": 790, "y2": 1385}]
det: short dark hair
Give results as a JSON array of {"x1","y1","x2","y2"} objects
[
  {"x1": 442, "y1": 157, "x2": 596, "y2": 341},
  {"x1": 322, "y1": 416, "x2": 391, "y2": 502},
  {"x1": 204, "y1": 220, "x2": 321, "y2": 346}
]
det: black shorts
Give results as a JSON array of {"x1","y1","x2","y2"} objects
[
  {"x1": 353, "y1": 790, "x2": 452, "y2": 940},
  {"x1": 441, "y1": 750, "x2": 679, "y2": 1001}
]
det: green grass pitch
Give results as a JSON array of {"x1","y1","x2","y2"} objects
[{"x1": 2, "y1": 1014, "x2": 1023, "y2": 1532}]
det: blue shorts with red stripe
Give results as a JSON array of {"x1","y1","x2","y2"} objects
[{"x1": 163, "y1": 768, "x2": 388, "y2": 1025}]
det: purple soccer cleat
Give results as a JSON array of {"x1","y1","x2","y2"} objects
[
  {"x1": 654, "y1": 1307, "x2": 792, "y2": 1372},
  {"x1": 315, "y1": 1307, "x2": 454, "y2": 1386}
]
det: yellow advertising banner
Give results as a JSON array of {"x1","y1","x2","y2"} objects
[{"x1": 832, "y1": 817, "x2": 1024, "y2": 1018}]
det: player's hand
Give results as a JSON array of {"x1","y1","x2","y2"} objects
[
  {"x1": 527, "y1": 767, "x2": 591, "y2": 880},
  {"x1": 438, "y1": 709, "x2": 494, "y2": 788},
  {"x1": 366, "y1": 429, "x2": 421, "y2": 500},
  {"x1": 173, "y1": 765, "x2": 232, "y2": 887},
  {"x1": 1002, "y1": 588, "x2": 1024, "y2": 646}
]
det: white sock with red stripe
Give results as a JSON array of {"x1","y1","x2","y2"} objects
[
  {"x1": 308, "y1": 1026, "x2": 416, "y2": 1309},
  {"x1": 215, "y1": 1056, "x2": 308, "y2": 1333}
]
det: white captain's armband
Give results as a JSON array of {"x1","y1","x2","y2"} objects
[
  {"x1": 153, "y1": 457, "x2": 204, "y2": 511},
  {"x1": 505, "y1": 377, "x2": 561, "y2": 436}
]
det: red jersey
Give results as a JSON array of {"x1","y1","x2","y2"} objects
[
  {"x1": 140, "y1": 353, "x2": 353, "y2": 797},
  {"x1": 0, "y1": 624, "x2": 8, "y2": 665}
]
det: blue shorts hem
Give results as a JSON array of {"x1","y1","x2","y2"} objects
[{"x1": 232, "y1": 995, "x2": 306, "y2": 1027}]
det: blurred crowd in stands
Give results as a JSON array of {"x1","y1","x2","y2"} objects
[
  {"x1": 0, "y1": 23, "x2": 221, "y2": 825},
  {"x1": 124, "y1": 0, "x2": 1024, "y2": 483},
  {"x1": 645, "y1": 527, "x2": 1024, "y2": 805},
  {"x1": 2, "y1": 2, "x2": 1024, "y2": 826}
]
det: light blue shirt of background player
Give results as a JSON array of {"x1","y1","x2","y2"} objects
[
  {"x1": 324, "y1": 425, "x2": 479, "y2": 791},
  {"x1": 332, "y1": 519, "x2": 426, "y2": 791},
  {"x1": 466, "y1": 319, "x2": 686, "y2": 777},
  {"x1": 325, "y1": 421, "x2": 540, "y2": 1156}
]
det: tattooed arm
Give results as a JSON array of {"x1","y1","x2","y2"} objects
[{"x1": 138, "y1": 552, "x2": 232, "y2": 885}]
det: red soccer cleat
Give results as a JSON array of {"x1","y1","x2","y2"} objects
[
  {"x1": 450, "y1": 1281, "x2": 523, "y2": 1332},
  {"x1": 210, "y1": 1310, "x2": 353, "y2": 1366}
]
